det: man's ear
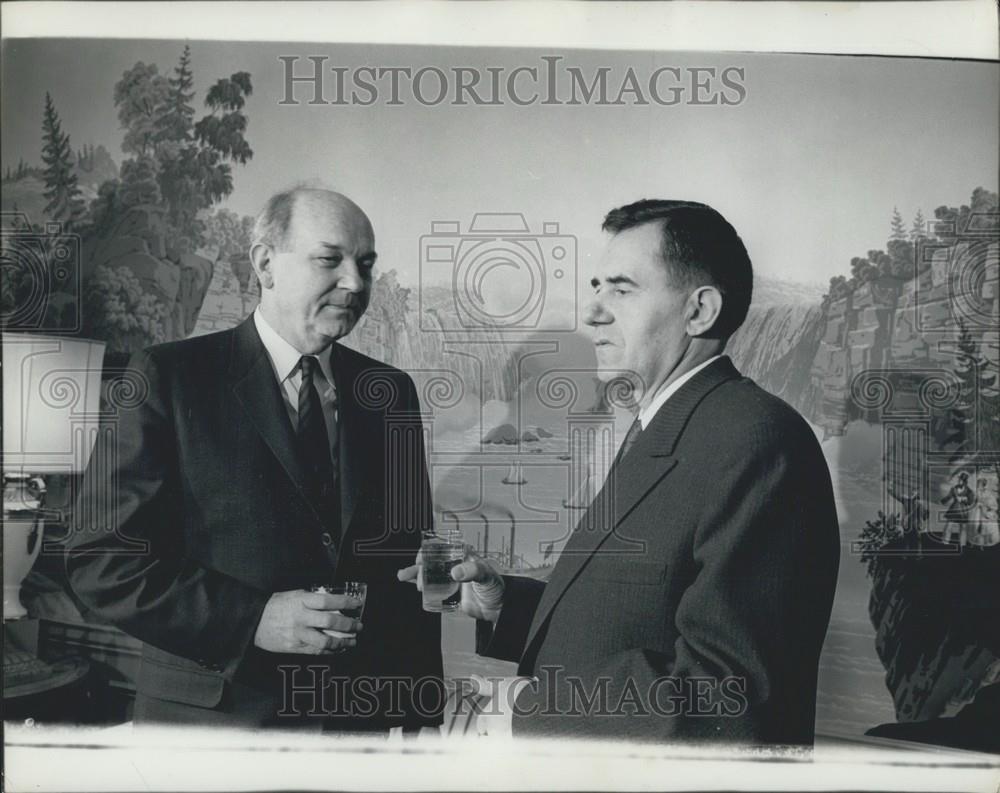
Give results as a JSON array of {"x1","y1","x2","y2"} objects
[
  {"x1": 249, "y1": 242, "x2": 275, "y2": 290},
  {"x1": 686, "y1": 286, "x2": 723, "y2": 337}
]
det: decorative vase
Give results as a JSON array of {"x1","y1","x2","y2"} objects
[{"x1": 3, "y1": 473, "x2": 46, "y2": 621}]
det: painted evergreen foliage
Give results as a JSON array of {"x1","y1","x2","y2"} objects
[{"x1": 41, "y1": 92, "x2": 85, "y2": 224}]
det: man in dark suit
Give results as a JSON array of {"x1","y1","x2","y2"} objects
[
  {"x1": 402, "y1": 199, "x2": 840, "y2": 744},
  {"x1": 67, "y1": 188, "x2": 442, "y2": 731}
]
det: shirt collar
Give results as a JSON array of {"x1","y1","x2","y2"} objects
[
  {"x1": 637, "y1": 355, "x2": 722, "y2": 430},
  {"x1": 253, "y1": 307, "x2": 335, "y2": 387}
]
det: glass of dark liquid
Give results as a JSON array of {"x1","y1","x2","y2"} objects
[{"x1": 309, "y1": 581, "x2": 367, "y2": 638}]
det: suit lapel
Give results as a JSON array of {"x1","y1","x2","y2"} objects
[
  {"x1": 229, "y1": 318, "x2": 327, "y2": 529},
  {"x1": 521, "y1": 356, "x2": 742, "y2": 660},
  {"x1": 330, "y1": 343, "x2": 362, "y2": 546},
  {"x1": 522, "y1": 451, "x2": 678, "y2": 656}
]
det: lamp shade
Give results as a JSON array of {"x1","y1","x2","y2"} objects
[{"x1": 2, "y1": 333, "x2": 106, "y2": 475}]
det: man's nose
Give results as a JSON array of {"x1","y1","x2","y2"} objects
[
  {"x1": 336, "y1": 259, "x2": 367, "y2": 292},
  {"x1": 583, "y1": 296, "x2": 611, "y2": 326}
]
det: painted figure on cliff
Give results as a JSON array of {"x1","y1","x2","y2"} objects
[
  {"x1": 888, "y1": 487, "x2": 928, "y2": 538},
  {"x1": 972, "y1": 476, "x2": 999, "y2": 548},
  {"x1": 940, "y1": 471, "x2": 976, "y2": 547},
  {"x1": 905, "y1": 493, "x2": 927, "y2": 538}
]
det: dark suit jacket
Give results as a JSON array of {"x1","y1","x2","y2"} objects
[
  {"x1": 477, "y1": 357, "x2": 840, "y2": 745},
  {"x1": 66, "y1": 317, "x2": 443, "y2": 730}
]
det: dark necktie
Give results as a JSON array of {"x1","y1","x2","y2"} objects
[
  {"x1": 297, "y1": 356, "x2": 339, "y2": 536},
  {"x1": 613, "y1": 416, "x2": 643, "y2": 468}
]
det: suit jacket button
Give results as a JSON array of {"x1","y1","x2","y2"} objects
[{"x1": 321, "y1": 532, "x2": 334, "y2": 546}]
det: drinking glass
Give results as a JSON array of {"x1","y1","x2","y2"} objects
[
  {"x1": 419, "y1": 530, "x2": 465, "y2": 613},
  {"x1": 309, "y1": 581, "x2": 367, "y2": 638}
]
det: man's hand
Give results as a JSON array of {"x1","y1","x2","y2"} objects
[
  {"x1": 397, "y1": 551, "x2": 504, "y2": 622},
  {"x1": 253, "y1": 590, "x2": 363, "y2": 654}
]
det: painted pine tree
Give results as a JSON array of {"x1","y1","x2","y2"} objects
[
  {"x1": 890, "y1": 206, "x2": 907, "y2": 241},
  {"x1": 156, "y1": 44, "x2": 196, "y2": 143},
  {"x1": 41, "y1": 92, "x2": 85, "y2": 225}
]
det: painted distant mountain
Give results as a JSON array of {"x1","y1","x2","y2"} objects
[
  {"x1": 1, "y1": 174, "x2": 48, "y2": 220},
  {"x1": 752, "y1": 274, "x2": 825, "y2": 306},
  {"x1": 73, "y1": 144, "x2": 119, "y2": 201},
  {"x1": 1, "y1": 144, "x2": 118, "y2": 221}
]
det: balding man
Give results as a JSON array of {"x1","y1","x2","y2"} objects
[{"x1": 67, "y1": 188, "x2": 443, "y2": 732}]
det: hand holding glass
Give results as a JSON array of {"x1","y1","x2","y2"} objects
[
  {"x1": 420, "y1": 531, "x2": 465, "y2": 612},
  {"x1": 309, "y1": 581, "x2": 367, "y2": 638}
]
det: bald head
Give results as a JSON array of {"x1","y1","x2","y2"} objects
[
  {"x1": 253, "y1": 188, "x2": 373, "y2": 252},
  {"x1": 249, "y1": 187, "x2": 377, "y2": 353}
]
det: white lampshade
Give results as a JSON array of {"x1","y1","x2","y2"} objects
[{"x1": 2, "y1": 333, "x2": 106, "y2": 475}]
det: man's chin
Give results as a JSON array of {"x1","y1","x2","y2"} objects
[
  {"x1": 594, "y1": 367, "x2": 643, "y2": 406},
  {"x1": 315, "y1": 318, "x2": 358, "y2": 344},
  {"x1": 593, "y1": 364, "x2": 628, "y2": 383}
]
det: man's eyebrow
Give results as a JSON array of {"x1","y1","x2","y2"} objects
[{"x1": 590, "y1": 275, "x2": 639, "y2": 288}]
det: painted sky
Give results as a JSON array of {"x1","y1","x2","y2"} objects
[{"x1": 3, "y1": 39, "x2": 997, "y2": 288}]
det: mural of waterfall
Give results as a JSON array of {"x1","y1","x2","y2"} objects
[
  {"x1": 343, "y1": 277, "x2": 521, "y2": 404},
  {"x1": 728, "y1": 302, "x2": 826, "y2": 417}
]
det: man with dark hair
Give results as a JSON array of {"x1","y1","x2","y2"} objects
[
  {"x1": 600, "y1": 199, "x2": 754, "y2": 338},
  {"x1": 68, "y1": 188, "x2": 443, "y2": 731},
  {"x1": 403, "y1": 199, "x2": 840, "y2": 745}
]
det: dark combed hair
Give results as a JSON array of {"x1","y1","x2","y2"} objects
[{"x1": 602, "y1": 199, "x2": 753, "y2": 339}]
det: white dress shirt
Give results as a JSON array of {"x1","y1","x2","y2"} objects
[
  {"x1": 253, "y1": 308, "x2": 338, "y2": 460},
  {"x1": 637, "y1": 355, "x2": 722, "y2": 430}
]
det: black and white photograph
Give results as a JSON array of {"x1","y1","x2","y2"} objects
[{"x1": 2, "y1": 2, "x2": 998, "y2": 790}]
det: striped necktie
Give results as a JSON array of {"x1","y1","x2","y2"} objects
[
  {"x1": 297, "y1": 356, "x2": 339, "y2": 535},
  {"x1": 613, "y1": 416, "x2": 643, "y2": 468}
]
